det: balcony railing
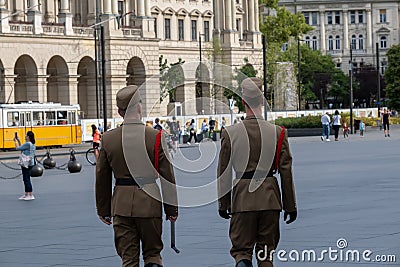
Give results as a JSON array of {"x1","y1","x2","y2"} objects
[
  {"x1": 72, "y1": 26, "x2": 94, "y2": 37},
  {"x1": 42, "y1": 22, "x2": 65, "y2": 35},
  {"x1": 121, "y1": 26, "x2": 142, "y2": 37},
  {"x1": 327, "y1": 49, "x2": 343, "y2": 55},
  {"x1": 9, "y1": 21, "x2": 33, "y2": 34}
]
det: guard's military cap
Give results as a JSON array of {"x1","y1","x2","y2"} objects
[
  {"x1": 241, "y1": 77, "x2": 263, "y2": 107},
  {"x1": 116, "y1": 85, "x2": 141, "y2": 110}
]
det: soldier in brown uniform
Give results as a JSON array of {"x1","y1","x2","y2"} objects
[
  {"x1": 217, "y1": 78, "x2": 297, "y2": 267},
  {"x1": 96, "y1": 85, "x2": 178, "y2": 267}
]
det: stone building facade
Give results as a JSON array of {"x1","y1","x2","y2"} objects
[
  {"x1": 279, "y1": 0, "x2": 400, "y2": 74},
  {"x1": 0, "y1": 0, "x2": 263, "y2": 118}
]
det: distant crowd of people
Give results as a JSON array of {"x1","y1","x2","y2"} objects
[{"x1": 320, "y1": 108, "x2": 393, "y2": 142}]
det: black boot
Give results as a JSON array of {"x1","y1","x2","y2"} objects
[
  {"x1": 144, "y1": 264, "x2": 162, "y2": 267},
  {"x1": 236, "y1": 259, "x2": 253, "y2": 267}
]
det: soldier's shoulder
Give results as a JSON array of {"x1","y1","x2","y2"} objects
[
  {"x1": 144, "y1": 125, "x2": 160, "y2": 139},
  {"x1": 102, "y1": 126, "x2": 122, "y2": 139}
]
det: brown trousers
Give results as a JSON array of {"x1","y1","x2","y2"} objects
[
  {"x1": 229, "y1": 211, "x2": 280, "y2": 267},
  {"x1": 113, "y1": 216, "x2": 163, "y2": 267}
]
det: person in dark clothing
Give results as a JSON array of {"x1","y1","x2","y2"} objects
[
  {"x1": 382, "y1": 109, "x2": 391, "y2": 137},
  {"x1": 154, "y1": 118, "x2": 163, "y2": 131}
]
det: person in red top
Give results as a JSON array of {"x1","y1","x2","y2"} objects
[{"x1": 91, "y1": 124, "x2": 101, "y2": 161}]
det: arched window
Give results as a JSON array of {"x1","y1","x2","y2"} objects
[
  {"x1": 312, "y1": 36, "x2": 318, "y2": 50},
  {"x1": 305, "y1": 36, "x2": 311, "y2": 48},
  {"x1": 328, "y1": 35, "x2": 333, "y2": 50},
  {"x1": 351, "y1": 34, "x2": 357, "y2": 49},
  {"x1": 335, "y1": 35, "x2": 341, "y2": 50},
  {"x1": 358, "y1": 34, "x2": 364, "y2": 50},
  {"x1": 380, "y1": 36, "x2": 387, "y2": 49}
]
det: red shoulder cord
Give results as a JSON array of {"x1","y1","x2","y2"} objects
[
  {"x1": 154, "y1": 130, "x2": 162, "y2": 174},
  {"x1": 274, "y1": 126, "x2": 286, "y2": 173}
]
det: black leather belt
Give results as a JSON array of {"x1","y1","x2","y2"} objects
[
  {"x1": 115, "y1": 178, "x2": 156, "y2": 186},
  {"x1": 238, "y1": 170, "x2": 275, "y2": 179}
]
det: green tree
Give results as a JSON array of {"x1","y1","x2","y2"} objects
[
  {"x1": 159, "y1": 56, "x2": 185, "y2": 102},
  {"x1": 384, "y1": 44, "x2": 400, "y2": 110},
  {"x1": 259, "y1": 0, "x2": 313, "y2": 106}
]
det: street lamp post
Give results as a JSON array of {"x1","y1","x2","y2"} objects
[
  {"x1": 349, "y1": 45, "x2": 354, "y2": 134},
  {"x1": 297, "y1": 37, "x2": 301, "y2": 111},
  {"x1": 376, "y1": 42, "x2": 381, "y2": 117},
  {"x1": 262, "y1": 35, "x2": 268, "y2": 120}
]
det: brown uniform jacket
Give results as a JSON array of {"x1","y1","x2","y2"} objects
[
  {"x1": 96, "y1": 120, "x2": 178, "y2": 218},
  {"x1": 217, "y1": 115, "x2": 297, "y2": 213}
]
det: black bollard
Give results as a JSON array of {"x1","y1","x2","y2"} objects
[
  {"x1": 43, "y1": 151, "x2": 56, "y2": 169},
  {"x1": 67, "y1": 149, "x2": 82, "y2": 173}
]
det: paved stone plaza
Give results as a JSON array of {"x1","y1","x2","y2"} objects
[{"x1": 0, "y1": 126, "x2": 399, "y2": 267}]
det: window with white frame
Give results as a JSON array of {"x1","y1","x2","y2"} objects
[
  {"x1": 335, "y1": 11, "x2": 341, "y2": 24},
  {"x1": 358, "y1": 35, "x2": 364, "y2": 50},
  {"x1": 311, "y1": 12, "x2": 318, "y2": 25},
  {"x1": 154, "y1": 17, "x2": 157, "y2": 38},
  {"x1": 379, "y1": 9, "x2": 387, "y2": 23},
  {"x1": 303, "y1": 12, "x2": 310, "y2": 25},
  {"x1": 380, "y1": 36, "x2": 387, "y2": 48},
  {"x1": 305, "y1": 36, "x2": 311, "y2": 47},
  {"x1": 328, "y1": 36, "x2": 333, "y2": 50},
  {"x1": 312, "y1": 36, "x2": 318, "y2": 50},
  {"x1": 204, "y1": 21, "x2": 210, "y2": 42},
  {"x1": 358, "y1": 11, "x2": 364, "y2": 23},
  {"x1": 351, "y1": 35, "x2": 357, "y2": 49},
  {"x1": 178, "y1": 19, "x2": 184, "y2": 40},
  {"x1": 191, "y1": 20, "x2": 197, "y2": 41},
  {"x1": 165, "y1": 18, "x2": 171, "y2": 40},
  {"x1": 350, "y1": 11, "x2": 356, "y2": 24},
  {"x1": 327, "y1": 11, "x2": 332, "y2": 24},
  {"x1": 335, "y1": 35, "x2": 341, "y2": 50}
]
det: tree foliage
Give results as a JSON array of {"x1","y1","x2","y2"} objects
[
  {"x1": 384, "y1": 44, "x2": 400, "y2": 110},
  {"x1": 159, "y1": 55, "x2": 185, "y2": 102}
]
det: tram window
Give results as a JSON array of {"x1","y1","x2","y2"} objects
[
  {"x1": 20, "y1": 113, "x2": 25, "y2": 126},
  {"x1": 45, "y1": 111, "x2": 56, "y2": 125},
  {"x1": 26, "y1": 112, "x2": 32, "y2": 126},
  {"x1": 57, "y1": 111, "x2": 68, "y2": 125},
  {"x1": 68, "y1": 111, "x2": 77, "y2": 125},
  {"x1": 7, "y1": 112, "x2": 20, "y2": 127},
  {"x1": 33, "y1": 111, "x2": 44, "y2": 126}
]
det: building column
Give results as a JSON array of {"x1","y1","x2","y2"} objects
[
  {"x1": 112, "y1": 0, "x2": 118, "y2": 15},
  {"x1": 254, "y1": 0, "x2": 260, "y2": 32},
  {"x1": 133, "y1": 0, "x2": 155, "y2": 37},
  {"x1": 87, "y1": 0, "x2": 96, "y2": 24},
  {"x1": 103, "y1": 0, "x2": 112, "y2": 15},
  {"x1": 366, "y1": 8, "x2": 372, "y2": 50},
  {"x1": 145, "y1": 0, "x2": 151, "y2": 17},
  {"x1": 225, "y1": 0, "x2": 232, "y2": 30},
  {"x1": 343, "y1": 10, "x2": 349, "y2": 50},
  {"x1": 319, "y1": 11, "x2": 326, "y2": 51},
  {"x1": 67, "y1": 76, "x2": 79, "y2": 105},
  {"x1": 137, "y1": 0, "x2": 145, "y2": 17},
  {"x1": 214, "y1": 0, "x2": 221, "y2": 33},
  {"x1": 0, "y1": 1, "x2": 10, "y2": 33},
  {"x1": 27, "y1": 0, "x2": 43, "y2": 34},
  {"x1": 44, "y1": 0, "x2": 56, "y2": 23},
  {"x1": 58, "y1": 0, "x2": 73, "y2": 35},
  {"x1": 248, "y1": 0, "x2": 255, "y2": 32},
  {"x1": 231, "y1": 0, "x2": 236, "y2": 31}
]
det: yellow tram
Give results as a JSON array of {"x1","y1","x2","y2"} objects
[{"x1": 0, "y1": 103, "x2": 82, "y2": 149}]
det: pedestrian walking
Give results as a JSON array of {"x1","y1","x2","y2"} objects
[
  {"x1": 217, "y1": 78, "x2": 297, "y2": 267},
  {"x1": 96, "y1": 85, "x2": 178, "y2": 267},
  {"x1": 201, "y1": 119, "x2": 208, "y2": 138},
  {"x1": 343, "y1": 122, "x2": 349, "y2": 138},
  {"x1": 14, "y1": 131, "x2": 36, "y2": 201},
  {"x1": 321, "y1": 112, "x2": 331, "y2": 142},
  {"x1": 187, "y1": 118, "x2": 198, "y2": 144},
  {"x1": 209, "y1": 116, "x2": 216, "y2": 138},
  {"x1": 153, "y1": 118, "x2": 163, "y2": 131},
  {"x1": 91, "y1": 124, "x2": 101, "y2": 162},
  {"x1": 332, "y1": 110, "x2": 341, "y2": 141},
  {"x1": 169, "y1": 116, "x2": 180, "y2": 150},
  {"x1": 220, "y1": 117, "x2": 227, "y2": 139},
  {"x1": 359, "y1": 120, "x2": 365, "y2": 137},
  {"x1": 382, "y1": 109, "x2": 391, "y2": 137}
]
